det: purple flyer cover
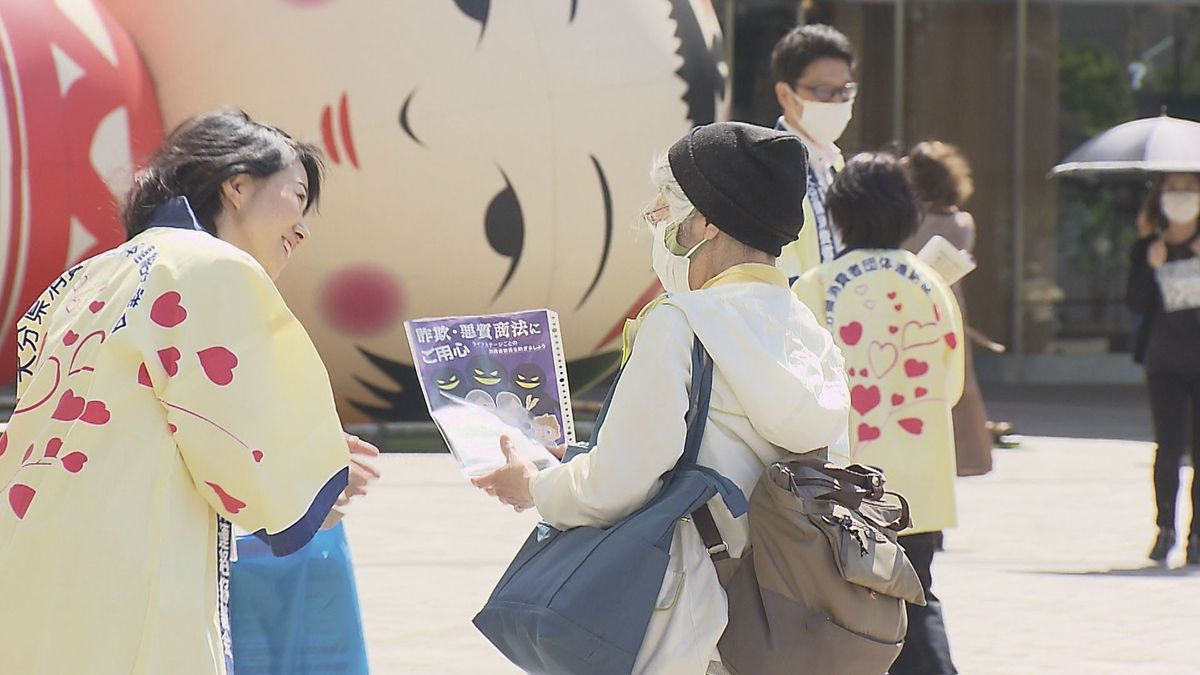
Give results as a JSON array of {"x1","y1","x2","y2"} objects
[{"x1": 405, "y1": 309, "x2": 574, "y2": 476}]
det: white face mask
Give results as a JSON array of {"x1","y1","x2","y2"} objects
[
  {"x1": 791, "y1": 91, "x2": 853, "y2": 147},
  {"x1": 1161, "y1": 190, "x2": 1200, "y2": 225},
  {"x1": 651, "y1": 215, "x2": 706, "y2": 295}
]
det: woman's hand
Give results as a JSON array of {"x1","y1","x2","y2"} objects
[
  {"x1": 1148, "y1": 238, "x2": 1168, "y2": 269},
  {"x1": 470, "y1": 435, "x2": 537, "y2": 512},
  {"x1": 323, "y1": 434, "x2": 382, "y2": 529},
  {"x1": 345, "y1": 434, "x2": 382, "y2": 498}
]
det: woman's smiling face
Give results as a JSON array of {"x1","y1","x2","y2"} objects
[{"x1": 219, "y1": 159, "x2": 312, "y2": 280}]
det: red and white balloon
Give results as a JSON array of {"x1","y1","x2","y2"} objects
[{"x1": 0, "y1": 0, "x2": 162, "y2": 383}]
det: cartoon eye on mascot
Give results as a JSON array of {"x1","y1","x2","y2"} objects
[{"x1": 2, "y1": 0, "x2": 727, "y2": 422}]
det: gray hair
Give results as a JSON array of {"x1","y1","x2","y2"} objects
[{"x1": 649, "y1": 153, "x2": 696, "y2": 225}]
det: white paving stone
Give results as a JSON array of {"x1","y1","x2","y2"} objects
[{"x1": 345, "y1": 437, "x2": 1199, "y2": 674}]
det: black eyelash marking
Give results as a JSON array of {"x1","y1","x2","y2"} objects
[
  {"x1": 577, "y1": 155, "x2": 612, "y2": 309},
  {"x1": 484, "y1": 168, "x2": 524, "y2": 303}
]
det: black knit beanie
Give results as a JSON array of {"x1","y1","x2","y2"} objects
[{"x1": 667, "y1": 122, "x2": 808, "y2": 257}]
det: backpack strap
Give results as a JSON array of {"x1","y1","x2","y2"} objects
[
  {"x1": 569, "y1": 334, "x2": 714, "y2": 472},
  {"x1": 692, "y1": 499, "x2": 731, "y2": 561},
  {"x1": 577, "y1": 332, "x2": 740, "y2": 550},
  {"x1": 680, "y1": 336, "x2": 713, "y2": 466},
  {"x1": 677, "y1": 335, "x2": 739, "y2": 561},
  {"x1": 679, "y1": 339, "x2": 733, "y2": 561}
]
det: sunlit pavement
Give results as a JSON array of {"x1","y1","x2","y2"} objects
[{"x1": 345, "y1": 436, "x2": 1197, "y2": 674}]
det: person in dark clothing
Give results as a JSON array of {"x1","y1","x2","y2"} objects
[{"x1": 1125, "y1": 171, "x2": 1200, "y2": 565}]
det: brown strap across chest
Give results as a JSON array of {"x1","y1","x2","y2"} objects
[{"x1": 691, "y1": 504, "x2": 730, "y2": 562}]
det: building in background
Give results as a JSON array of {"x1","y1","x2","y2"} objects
[{"x1": 718, "y1": 0, "x2": 1200, "y2": 383}]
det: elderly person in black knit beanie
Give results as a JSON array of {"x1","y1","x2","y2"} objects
[{"x1": 473, "y1": 122, "x2": 850, "y2": 675}]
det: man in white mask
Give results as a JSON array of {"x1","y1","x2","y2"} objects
[{"x1": 770, "y1": 24, "x2": 858, "y2": 277}]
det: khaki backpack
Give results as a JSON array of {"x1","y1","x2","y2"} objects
[{"x1": 692, "y1": 451, "x2": 926, "y2": 675}]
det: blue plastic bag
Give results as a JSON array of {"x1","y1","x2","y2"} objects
[{"x1": 230, "y1": 522, "x2": 369, "y2": 674}]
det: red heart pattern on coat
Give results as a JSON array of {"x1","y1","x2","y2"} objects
[
  {"x1": 8, "y1": 484, "x2": 35, "y2": 519},
  {"x1": 851, "y1": 385, "x2": 881, "y2": 416},
  {"x1": 150, "y1": 291, "x2": 188, "y2": 328},
  {"x1": 137, "y1": 362, "x2": 153, "y2": 387},
  {"x1": 51, "y1": 389, "x2": 86, "y2": 421},
  {"x1": 206, "y1": 481, "x2": 247, "y2": 514},
  {"x1": 60, "y1": 452, "x2": 88, "y2": 473},
  {"x1": 901, "y1": 320, "x2": 940, "y2": 350},
  {"x1": 857, "y1": 423, "x2": 881, "y2": 442},
  {"x1": 158, "y1": 347, "x2": 181, "y2": 377},
  {"x1": 868, "y1": 343, "x2": 899, "y2": 378},
  {"x1": 904, "y1": 359, "x2": 929, "y2": 378},
  {"x1": 80, "y1": 401, "x2": 110, "y2": 425},
  {"x1": 198, "y1": 346, "x2": 239, "y2": 386},
  {"x1": 839, "y1": 321, "x2": 863, "y2": 346},
  {"x1": 898, "y1": 418, "x2": 925, "y2": 435}
]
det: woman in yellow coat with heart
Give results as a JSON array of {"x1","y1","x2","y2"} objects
[
  {"x1": 792, "y1": 152, "x2": 964, "y2": 675},
  {"x1": 0, "y1": 110, "x2": 379, "y2": 675}
]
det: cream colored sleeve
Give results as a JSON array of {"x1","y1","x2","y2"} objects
[
  {"x1": 790, "y1": 267, "x2": 829, "y2": 328},
  {"x1": 777, "y1": 197, "x2": 820, "y2": 279},
  {"x1": 146, "y1": 254, "x2": 350, "y2": 555},
  {"x1": 941, "y1": 280, "x2": 966, "y2": 406},
  {"x1": 530, "y1": 305, "x2": 693, "y2": 530}
]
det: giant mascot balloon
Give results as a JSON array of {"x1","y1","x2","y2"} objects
[
  {"x1": 0, "y1": 0, "x2": 162, "y2": 387},
  {"x1": 14, "y1": 0, "x2": 726, "y2": 422}
]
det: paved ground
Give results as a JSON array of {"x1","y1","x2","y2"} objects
[
  {"x1": 344, "y1": 434, "x2": 1198, "y2": 674},
  {"x1": 980, "y1": 383, "x2": 1154, "y2": 442}
]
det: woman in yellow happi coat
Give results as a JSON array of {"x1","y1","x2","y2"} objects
[
  {"x1": 0, "y1": 110, "x2": 379, "y2": 674},
  {"x1": 793, "y1": 153, "x2": 963, "y2": 675}
]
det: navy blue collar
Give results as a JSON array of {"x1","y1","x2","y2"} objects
[{"x1": 147, "y1": 196, "x2": 209, "y2": 234}]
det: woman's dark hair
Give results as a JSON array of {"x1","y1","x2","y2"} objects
[
  {"x1": 122, "y1": 109, "x2": 324, "y2": 239},
  {"x1": 771, "y1": 24, "x2": 855, "y2": 86},
  {"x1": 903, "y1": 141, "x2": 974, "y2": 210},
  {"x1": 827, "y1": 152, "x2": 921, "y2": 250}
]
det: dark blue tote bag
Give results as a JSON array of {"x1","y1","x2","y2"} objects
[{"x1": 473, "y1": 337, "x2": 747, "y2": 674}]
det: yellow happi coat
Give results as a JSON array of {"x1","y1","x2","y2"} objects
[
  {"x1": 793, "y1": 249, "x2": 964, "y2": 533},
  {"x1": 0, "y1": 201, "x2": 349, "y2": 674}
]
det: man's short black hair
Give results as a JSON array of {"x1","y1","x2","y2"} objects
[
  {"x1": 828, "y1": 153, "x2": 921, "y2": 250},
  {"x1": 771, "y1": 24, "x2": 855, "y2": 86}
]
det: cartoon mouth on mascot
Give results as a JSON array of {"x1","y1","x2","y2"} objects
[{"x1": 7, "y1": 0, "x2": 726, "y2": 422}]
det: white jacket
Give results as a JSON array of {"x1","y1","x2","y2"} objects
[{"x1": 530, "y1": 264, "x2": 850, "y2": 674}]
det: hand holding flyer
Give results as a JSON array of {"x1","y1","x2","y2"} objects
[
  {"x1": 406, "y1": 310, "x2": 574, "y2": 477},
  {"x1": 917, "y1": 234, "x2": 976, "y2": 285}
]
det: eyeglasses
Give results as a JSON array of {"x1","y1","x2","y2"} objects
[
  {"x1": 641, "y1": 203, "x2": 671, "y2": 227},
  {"x1": 642, "y1": 204, "x2": 697, "y2": 255},
  {"x1": 794, "y1": 81, "x2": 858, "y2": 103}
]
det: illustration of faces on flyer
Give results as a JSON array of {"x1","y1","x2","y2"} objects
[{"x1": 407, "y1": 310, "x2": 574, "y2": 476}]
